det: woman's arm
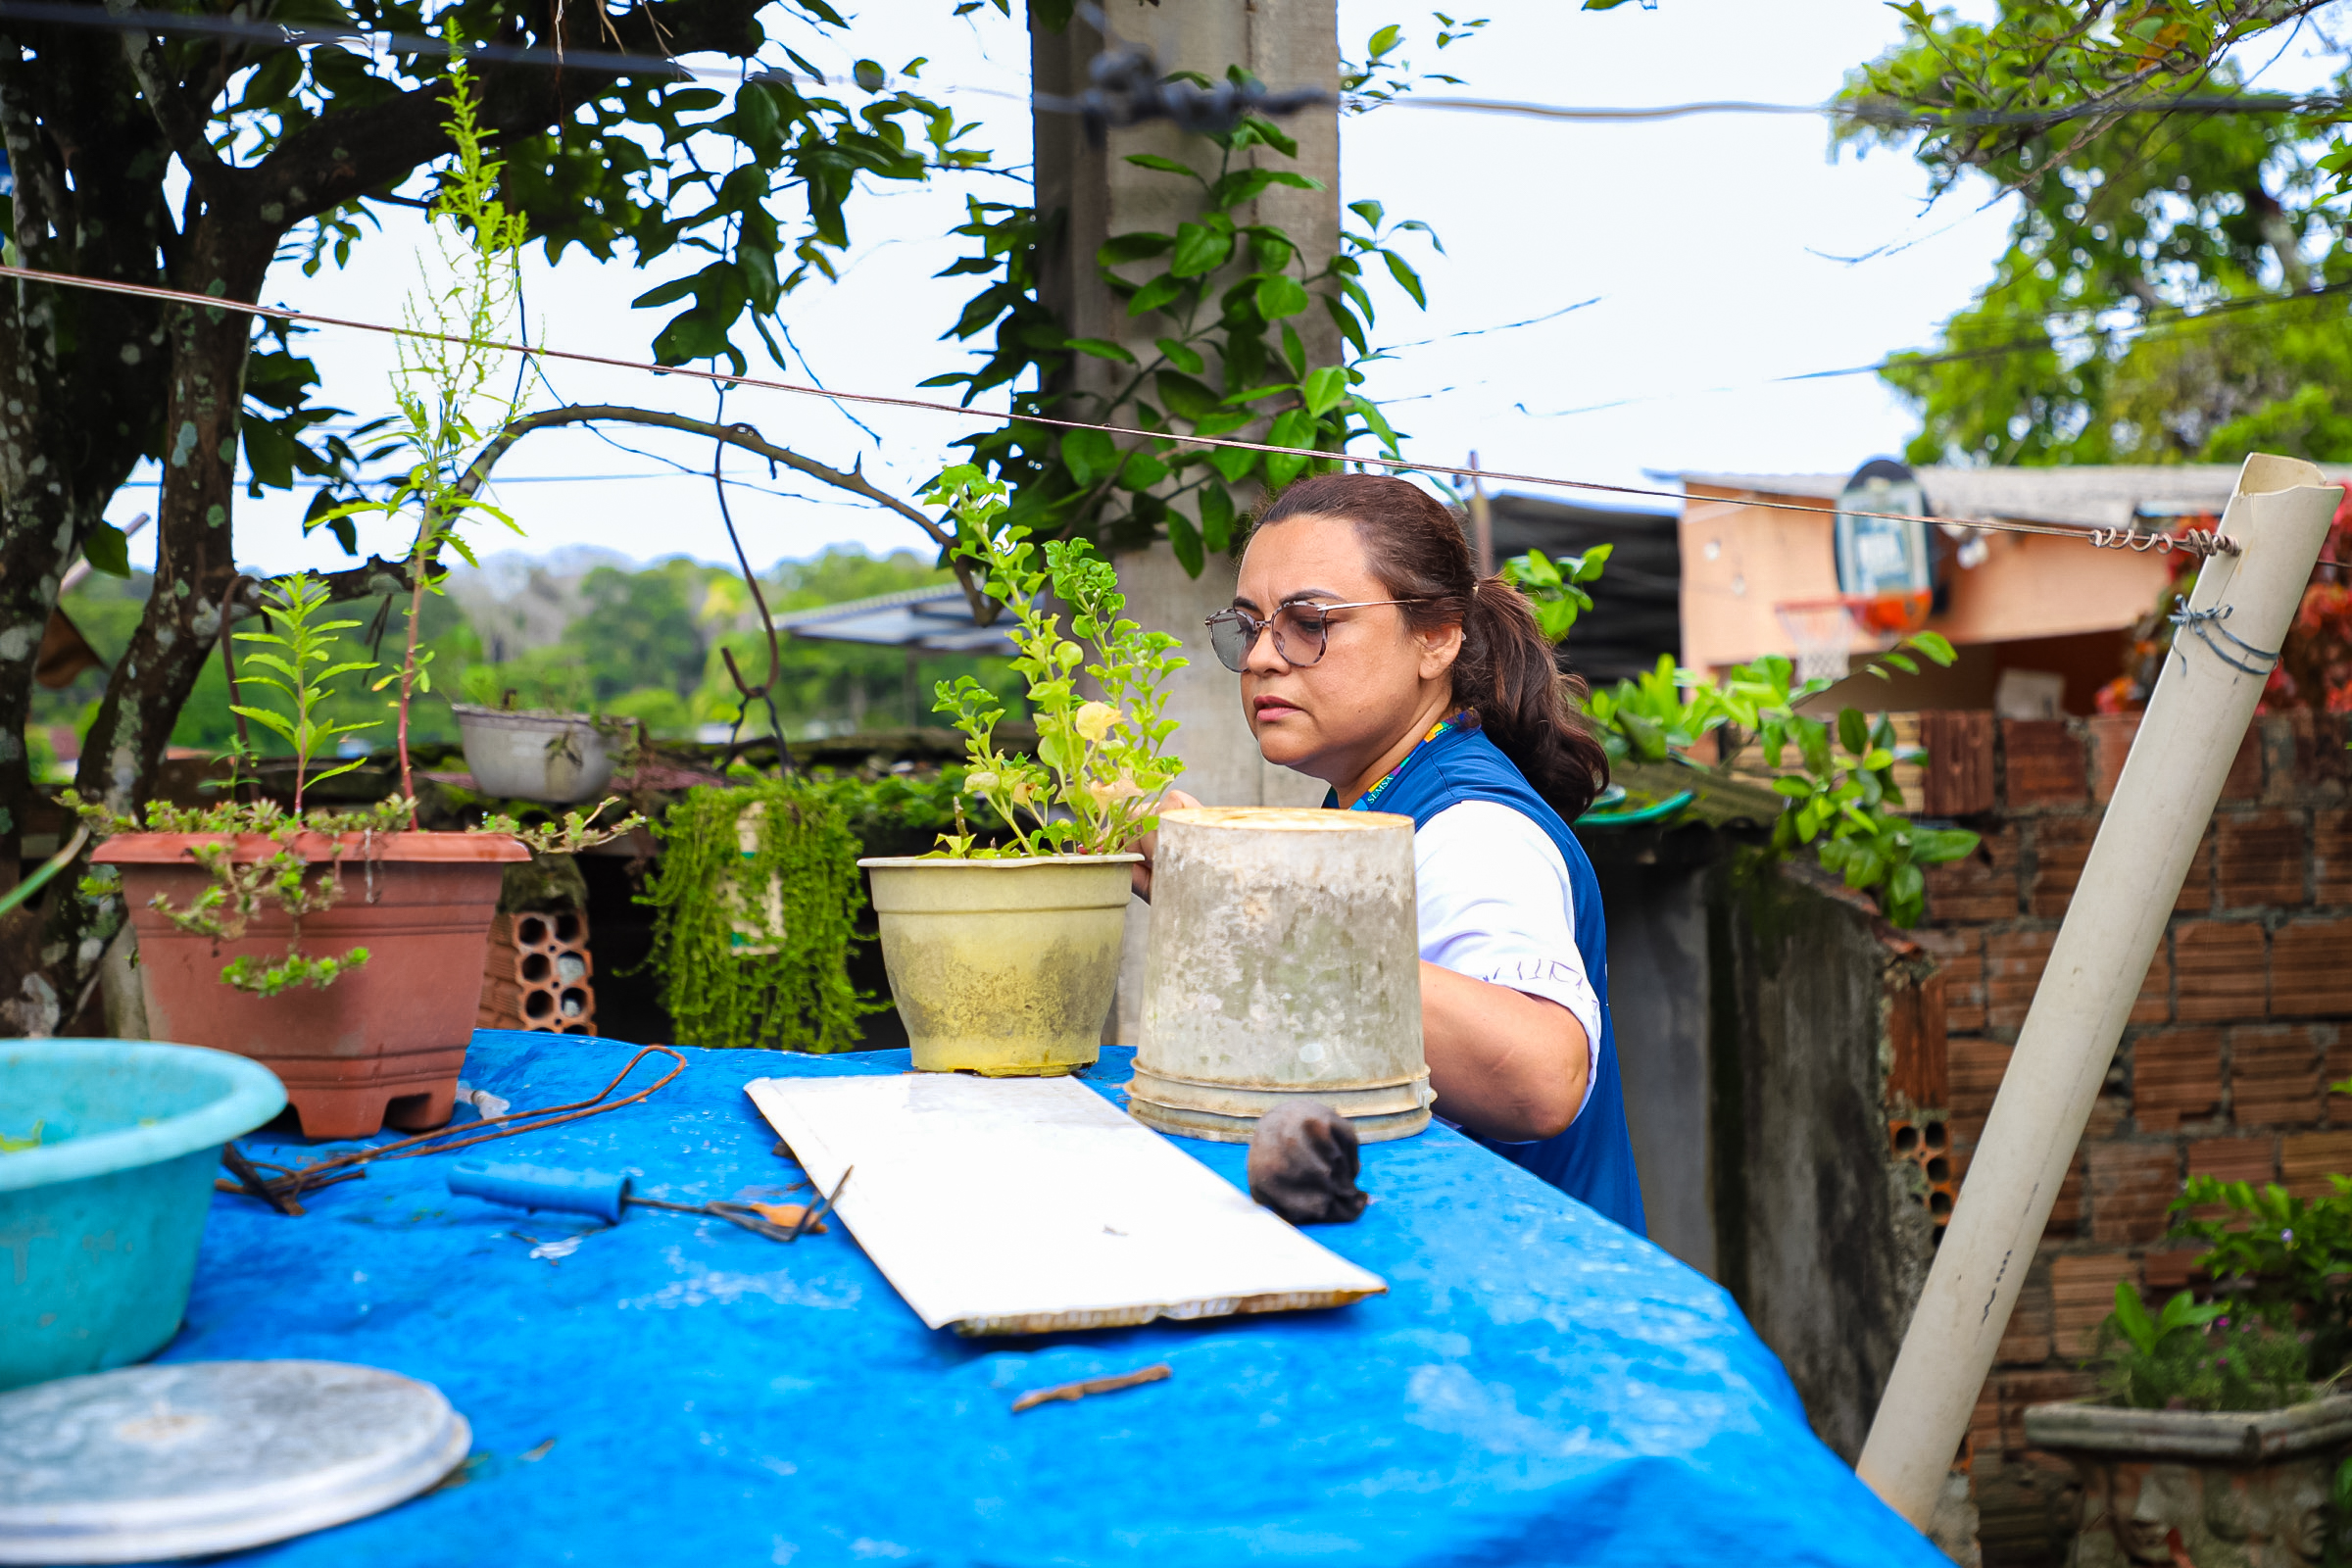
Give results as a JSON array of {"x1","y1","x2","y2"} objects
[
  {"x1": 1129, "y1": 788, "x2": 1201, "y2": 902},
  {"x1": 1418, "y1": 962, "x2": 1590, "y2": 1144}
]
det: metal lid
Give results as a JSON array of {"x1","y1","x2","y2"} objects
[{"x1": 0, "y1": 1360, "x2": 469, "y2": 1564}]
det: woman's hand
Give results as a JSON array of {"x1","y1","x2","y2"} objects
[
  {"x1": 1418, "y1": 963, "x2": 1591, "y2": 1143},
  {"x1": 1131, "y1": 788, "x2": 1202, "y2": 902}
]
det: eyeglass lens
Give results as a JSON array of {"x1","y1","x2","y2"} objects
[{"x1": 1208, "y1": 606, "x2": 1332, "y2": 673}]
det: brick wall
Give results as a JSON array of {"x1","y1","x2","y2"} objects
[{"x1": 1912, "y1": 710, "x2": 2352, "y2": 1564}]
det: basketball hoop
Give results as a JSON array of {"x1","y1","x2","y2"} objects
[{"x1": 1772, "y1": 591, "x2": 1933, "y2": 684}]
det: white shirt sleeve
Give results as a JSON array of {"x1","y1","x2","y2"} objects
[{"x1": 1412, "y1": 800, "x2": 1602, "y2": 1128}]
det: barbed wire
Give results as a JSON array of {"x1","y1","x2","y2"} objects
[
  {"x1": 0, "y1": 1, "x2": 2346, "y2": 135},
  {"x1": 0, "y1": 258, "x2": 2246, "y2": 558}
]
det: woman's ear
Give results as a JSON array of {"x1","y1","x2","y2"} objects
[{"x1": 1415, "y1": 621, "x2": 1465, "y2": 682}]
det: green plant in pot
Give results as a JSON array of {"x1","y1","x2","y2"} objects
[
  {"x1": 858, "y1": 466, "x2": 1186, "y2": 1076},
  {"x1": 75, "y1": 60, "x2": 637, "y2": 1140},
  {"x1": 2020, "y1": 1163, "x2": 2352, "y2": 1567}
]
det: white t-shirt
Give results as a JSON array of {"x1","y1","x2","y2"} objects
[{"x1": 1412, "y1": 800, "x2": 1602, "y2": 1128}]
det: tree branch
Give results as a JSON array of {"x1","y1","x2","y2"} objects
[
  {"x1": 446, "y1": 404, "x2": 1000, "y2": 624},
  {"x1": 101, "y1": 0, "x2": 229, "y2": 199}
]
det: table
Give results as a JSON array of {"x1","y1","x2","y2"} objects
[{"x1": 171, "y1": 1031, "x2": 1943, "y2": 1567}]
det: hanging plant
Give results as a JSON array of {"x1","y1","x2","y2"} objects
[{"x1": 642, "y1": 779, "x2": 871, "y2": 1052}]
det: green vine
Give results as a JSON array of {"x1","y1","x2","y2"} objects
[
  {"x1": 928, "y1": 22, "x2": 1465, "y2": 571},
  {"x1": 641, "y1": 779, "x2": 873, "y2": 1053}
]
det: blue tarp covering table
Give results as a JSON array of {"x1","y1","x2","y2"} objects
[{"x1": 168, "y1": 1031, "x2": 1940, "y2": 1567}]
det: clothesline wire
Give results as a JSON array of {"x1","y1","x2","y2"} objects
[
  {"x1": 0, "y1": 257, "x2": 2244, "y2": 558},
  {"x1": 2, "y1": 2, "x2": 2348, "y2": 133}
]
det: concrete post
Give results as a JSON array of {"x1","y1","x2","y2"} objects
[
  {"x1": 1032, "y1": 2, "x2": 1341, "y2": 1039},
  {"x1": 1854, "y1": 455, "x2": 2340, "y2": 1527}
]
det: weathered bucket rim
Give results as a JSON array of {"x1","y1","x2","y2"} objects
[
  {"x1": 1130, "y1": 1061, "x2": 1434, "y2": 1096},
  {"x1": 446, "y1": 702, "x2": 619, "y2": 731},
  {"x1": 2021, "y1": 1392, "x2": 2352, "y2": 1463},
  {"x1": 1160, "y1": 807, "x2": 1411, "y2": 832},
  {"x1": 0, "y1": 1040, "x2": 287, "y2": 1195},
  {"x1": 858, "y1": 854, "x2": 1144, "y2": 870}
]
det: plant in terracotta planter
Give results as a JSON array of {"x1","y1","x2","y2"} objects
[
  {"x1": 2024, "y1": 1166, "x2": 2352, "y2": 1567},
  {"x1": 74, "y1": 61, "x2": 638, "y2": 1139},
  {"x1": 857, "y1": 466, "x2": 1186, "y2": 1077}
]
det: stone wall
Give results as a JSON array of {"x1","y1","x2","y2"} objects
[{"x1": 1907, "y1": 710, "x2": 2352, "y2": 1564}]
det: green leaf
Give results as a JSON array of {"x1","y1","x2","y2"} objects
[
  {"x1": 1117, "y1": 450, "x2": 1171, "y2": 492},
  {"x1": 1065, "y1": 336, "x2": 1138, "y2": 365},
  {"x1": 1170, "y1": 220, "x2": 1235, "y2": 279},
  {"x1": 1381, "y1": 250, "x2": 1428, "y2": 308},
  {"x1": 1254, "y1": 273, "x2": 1310, "y2": 320},
  {"x1": 1126, "y1": 274, "x2": 1187, "y2": 318},
  {"x1": 1300, "y1": 366, "x2": 1348, "y2": 416},
  {"x1": 1060, "y1": 427, "x2": 1120, "y2": 488},
  {"x1": 1263, "y1": 409, "x2": 1314, "y2": 491},
  {"x1": 1166, "y1": 510, "x2": 1204, "y2": 578},
  {"x1": 80, "y1": 522, "x2": 131, "y2": 578},
  {"x1": 1156, "y1": 337, "x2": 1205, "y2": 375},
  {"x1": 1100, "y1": 231, "x2": 1175, "y2": 267},
  {"x1": 1124, "y1": 153, "x2": 1202, "y2": 180},
  {"x1": 1347, "y1": 199, "x2": 1386, "y2": 229},
  {"x1": 1197, "y1": 481, "x2": 1237, "y2": 553},
  {"x1": 1908, "y1": 630, "x2": 1957, "y2": 665},
  {"x1": 1838, "y1": 708, "x2": 1869, "y2": 756},
  {"x1": 1153, "y1": 370, "x2": 1222, "y2": 422}
]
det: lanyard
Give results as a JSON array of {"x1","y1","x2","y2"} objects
[{"x1": 1348, "y1": 717, "x2": 1455, "y2": 812}]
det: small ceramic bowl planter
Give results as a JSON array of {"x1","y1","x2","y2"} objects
[
  {"x1": 449, "y1": 704, "x2": 621, "y2": 805},
  {"x1": 2023, "y1": 1396, "x2": 2352, "y2": 1567},
  {"x1": 866, "y1": 468, "x2": 1185, "y2": 1076}
]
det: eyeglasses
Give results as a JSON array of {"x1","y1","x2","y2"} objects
[{"x1": 1203, "y1": 600, "x2": 1421, "y2": 673}]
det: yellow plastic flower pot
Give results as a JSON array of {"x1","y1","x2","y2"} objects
[{"x1": 859, "y1": 856, "x2": 1140, "y2": 1076}]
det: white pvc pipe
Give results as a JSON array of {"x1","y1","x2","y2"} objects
[{"x1": 1856, "y1": 454, "x2": 2341, "y2": 1528}]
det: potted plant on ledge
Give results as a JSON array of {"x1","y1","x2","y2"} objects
[
  {"x1": 858, "y1": 466, "x2": 1185, "y2": 1077},
  {"x1": 74, "y1": 57, "x2": 637, "y2": 1138},
  {"x1": 2024, "y1": 1166, "x2": 2352, "y2": 1566}
]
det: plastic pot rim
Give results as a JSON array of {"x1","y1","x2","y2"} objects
[
  {"x1": 0, "y1": 1040, "x2": 287, "y2": 1195},
  {"x1": 858, "y1": 853, "x2": 1144, "y2": 870}
]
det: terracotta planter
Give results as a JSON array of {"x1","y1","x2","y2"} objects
[
  {"x1": 2024, "y1": 1395, "x2": 2352, "y2": 1566},
  {"x1": 92, "y1": 832, "x2": 528, "y2": 1139}
]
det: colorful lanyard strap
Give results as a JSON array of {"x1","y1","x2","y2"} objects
[{"x1": 1349, "y1": 717, "x2": 1454, "y2": 812}]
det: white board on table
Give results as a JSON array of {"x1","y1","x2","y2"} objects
[{"x1": 743, "y1": 1073, "x2": 1387, "y2": 1336}]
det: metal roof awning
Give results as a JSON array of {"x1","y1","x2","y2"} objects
[{"x1": 775, "y1": 586, "x2": 1022, "y2": 656}]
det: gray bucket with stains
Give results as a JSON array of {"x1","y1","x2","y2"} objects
[{"x1": 1128, "y1": 808, "x2": 1431, "y2": 1144}]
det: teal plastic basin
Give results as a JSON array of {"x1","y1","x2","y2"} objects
[{"x1": 0, "y1": 1040, "x2": 286, "y2": 1391}]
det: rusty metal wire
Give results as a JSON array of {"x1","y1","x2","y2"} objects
[{"x1": 216, "y1": 1044, "x2": 686, "y2": 1209}]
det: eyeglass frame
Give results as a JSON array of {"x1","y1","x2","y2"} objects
[{"x1": 1201, "y1": 598, "x2": 1424, "y2": 673}]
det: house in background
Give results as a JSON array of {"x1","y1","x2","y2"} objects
[{"x1": 1674, "y1": 464, "x2": 2352, "y2": 715}]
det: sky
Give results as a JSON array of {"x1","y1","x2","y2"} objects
[{"x1": 103, "y1": 0, "x2": 2351, "y2": 578}]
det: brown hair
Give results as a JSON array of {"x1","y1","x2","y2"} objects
[{"x1": 1250, "y1": 471, "x2": 1611, "y2": 820}]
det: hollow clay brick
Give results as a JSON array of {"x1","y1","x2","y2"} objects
[
  {"x1": 2222, "y1": 722, "x2": 2265, "y2": 802},
  {"x1": 1919, "y1": 710, "x2": 1998, "y2": 817},
  {"x1": 2273, "y1": 918, "x2": 2352, "y2": 1018},
  {"x1": 2318, "y1": 809, "x2": 2352, "y2": 907},
  {"x1": 1926, "y1": 825, "x2": 2021, "y2": 924},
  {"x1": 2050, "y1": 1253, "x2": 2141, "y2": 1356},
  {"x1": 2143, "y1": 1250, "x2": 2203, "y2": 1292},
  {"x1": 2217, "y1": 809, "x2": 2307, "y2": 908},
  {"x1": 2088, "y1": 1143, "x2": 2182, "y2": 1242},
  {"x1": 1914, "y1": 928, "x2": 1985, "y2": 1034},
  {"x1": 1950, "y1": 1037, "x2": 2012, "y2": 1143},
  {"x1": 2187, "y1": 1135, "x2": 2276, "y2": 1188},
  {"x1": 2280, "y1": 1130, "x2": 2352, "y2": 1199},
  {"x1": 2174, "y1": 921, "x2": 2267, "y2": 1022},
  {"x1": 2088, "y1": 713, "x2": 2140, "y2": 807},
  {"x1": 2230, "y1": 1023, "x2": 2325, "y2": 1127},
  {"x1": 2176, "y1": 828, "x2": 2218, "y2": 916},
  {"x1": 2029, "y1": 815, "x2": 2100, "y2": 919},
  {"x1": 2131, "y1": 1029, "x2": 2223, "y2": 1131},
  {"x1": 1996, "y1": 1275, "x2": 2054, "y2": 1366},
  {"x1": 2002, "y1": 719, "x2": 2089, "y2": 809},
  {"x1": 1984, "y1": 928, "x2": 2170, "y2": 1030}
]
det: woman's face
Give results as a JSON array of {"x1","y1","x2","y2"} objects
[{"x1": 1232, "y1": 513, "x2": 1461, "y2": 785}]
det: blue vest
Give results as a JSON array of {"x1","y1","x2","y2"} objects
[{"x1": 1338, "y1": 723, "x2": 1647, "y2": 1235}]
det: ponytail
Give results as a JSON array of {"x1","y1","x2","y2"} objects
[{"x1": 1250, "y1": 473, "x2": 1610, "y2": 819}]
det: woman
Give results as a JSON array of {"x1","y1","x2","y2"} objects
[{"x1": 1138, "y1": 472, "x2": 1643, "y2": 1233}]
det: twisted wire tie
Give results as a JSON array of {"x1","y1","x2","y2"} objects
[{"x1": 2168, "y1": 603, "x2": 2280, "y2": 678}]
